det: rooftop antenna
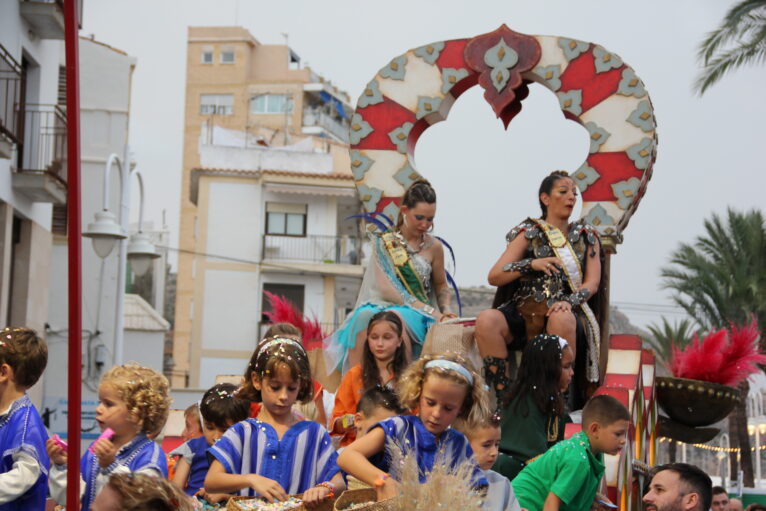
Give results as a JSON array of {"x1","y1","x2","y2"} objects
[{"x1": 281, "y1": 32, "x2": 289, "y2": 47}]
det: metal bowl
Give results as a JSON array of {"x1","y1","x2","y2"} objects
[{"x1": 656, "y1": 377, "x2": 741, "y2": 428}]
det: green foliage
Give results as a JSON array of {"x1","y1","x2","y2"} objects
[
  {"x1": 694, "y1": 0, "x2": 766, "y2": 94},
  {"x1": 661, "y1": 208, "x2": 766, "y2": 338},
  {"x1": 643, "y1": 317, "x2": 696, "y2": 364}
]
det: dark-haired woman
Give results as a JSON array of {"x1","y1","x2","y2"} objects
[
  {"x1": 325, "y1": 179, "x2": 456, "y2": 375},
  {"x1": 475, "y1": 170, "x2": 602, "y2": 410},
  {"x1": 492, "y1": 334, "x2": 573, "y2": 481}
]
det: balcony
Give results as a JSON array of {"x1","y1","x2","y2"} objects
[
  {"x1": 0, "y1": 45, "x2": 23, "y2": 159},
  {"x1": 302, "y1": 107, "x2": 349, "y2": 143},
  {"x1": 262, "y1": 234, "x2": 361, "y2": 266},
  {"x1": 12, "y1": 104, "x2": 67, "y2": 204},
  {"x1": 19, "y1": 0, "x2": 66, "y2": 39}
]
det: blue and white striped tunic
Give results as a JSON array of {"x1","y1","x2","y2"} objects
[
  {"x1": 372, "y1": 415, "x2": 487, "y2": 487},
  {"x1": 208, "y1": 418, "x2": 339, "y2": 497}
]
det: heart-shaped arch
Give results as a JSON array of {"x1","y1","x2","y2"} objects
[{"x1": 349, "y1": 24, "x2": 657, "y2": 248}]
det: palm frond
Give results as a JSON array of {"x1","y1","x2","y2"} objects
[
  {"x1": 660, "y1": 209, "x2": 766, "y2": 335},
  {"x1": 695, "y1": 37, "x2": 766, "y2": 94},
  {"x1": 694, "y1": 0, "x2": 766, "y2": 94}
]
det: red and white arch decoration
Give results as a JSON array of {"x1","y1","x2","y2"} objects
[{"x1": 350, "y1": 24, "x2": 657, "y2": 246}]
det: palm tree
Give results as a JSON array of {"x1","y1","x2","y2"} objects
[
  {"x1": 661, "y1": 208, "x2": 766, "y2": 487},
  {"x1": 644, "y1": 317, "x2": 696, "y2": 365},
  {"x1": 694, "y1": 0, "x2": 766, "y2": 95}
]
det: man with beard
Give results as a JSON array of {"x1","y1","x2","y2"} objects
[{"x1": 643, "y1": 463, "x2": 712, "y2": 511}]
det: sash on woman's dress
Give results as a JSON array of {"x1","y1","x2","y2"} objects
[
  {"x1": 380, "y1": 231, "x2": 430, "y2": 304},
  {"x1": 533, "y1": 219, "x2": 601, "y2": 382}
]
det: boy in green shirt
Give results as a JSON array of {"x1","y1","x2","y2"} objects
[{"x1": 511, "y1": 394, "x2": 630, "y2": 511}]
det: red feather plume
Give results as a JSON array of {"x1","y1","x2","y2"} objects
[
  {"x1": 262, "y1": 291, "x2": 327, "y2": 350},
  {"x1": 717, "y1": 318, "x2": 766, "y2": 386},
  {"x1": 668, "y1": 318, "x2": 765, "y2": 386}
]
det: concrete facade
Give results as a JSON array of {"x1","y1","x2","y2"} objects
[
  {"x1": 172, "y1": 27, "x2": 360, "y2": 389},
  {"x1": 42, "y1": 38, "x2": 168, "y2": 447},
  {"x1": 0, "y1": 1, "x2": 67, "y2": 408}
]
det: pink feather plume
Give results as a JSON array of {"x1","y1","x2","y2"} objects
[
  {"x1": 669, "y1": 318, "x2": 765, "y2": 386},
  {"x1": 262, "y1": 291, "x2": 326, "y2": 350}
]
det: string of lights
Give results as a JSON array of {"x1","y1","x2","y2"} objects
[{"x1": 658, "y1": 437, "x2": 766, "y2": 453}]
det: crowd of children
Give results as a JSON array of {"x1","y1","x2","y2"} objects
[{"x1": 0, "y1": 316, "x2": 636, "y2": 511}]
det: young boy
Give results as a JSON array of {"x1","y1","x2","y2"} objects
[
  {"x1": 182, "y1": 403, "x2": 203, "y2": 442},
  {"x1": 344, "y1": 386, "x2": 404, "y2": 490},
  {"x1": 353, "y1": 386, "x2": 405, "y2": 440},
  {"x1": 171, "y1": 383, "x2": 249, "y2": 503},
  {"x1": 0, "y1": 327, "x2": 49, "y2": 510},
  {"x1": 457, "y1": 417, "x2": 521, "y2": 511},
  {"x1": 512, "y1": 394, "x2": 630, "y2": 511}
]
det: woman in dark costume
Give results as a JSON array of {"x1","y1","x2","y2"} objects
[{"x1": 475, "y1": 170, "x2": 603, "y2": 410}]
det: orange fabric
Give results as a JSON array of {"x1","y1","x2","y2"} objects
[{"x1": 331, "y1": 365, "x2": 365, "y2": 446}]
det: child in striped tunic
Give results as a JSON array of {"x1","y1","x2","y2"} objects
[
  {"x1": 338, "y1": 353, "x2": 491, "y2": 501},
  {"x1": 204, "y1": 337, "x2": 345, "y2": 507}
]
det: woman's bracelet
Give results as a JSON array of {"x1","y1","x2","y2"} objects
[
  {"x1": 501, "y1": 258, "x2": 533, "y2": 274},
  {"x1": 421, "y1": 304, "x2": 435, "y2": 315},
  {"x1": 315, "y1": 481, "x2": 335, "y2": 498},
  {"x1": 564, "y1": 289, "x2": 591, "y2": 307}
]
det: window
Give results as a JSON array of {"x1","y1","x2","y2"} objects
[
  {"x1": 199, "y1": 94, "x2": 233, "y2": 115},
  {"x1": 220, "y1": 46, "x2": 235, "y2": 64},
  {"x1": 265, "y1": 202, "x2": 306, "y2": 236},
  {"x1": 262, "y1": 283, "x2": 304, "y2": 322},
  {"x1": 250, "y1": 94, "x2": 293, "y2": 114},
  {"x1": 201, "y1": 47, "x2": 213, "y2": 64}
]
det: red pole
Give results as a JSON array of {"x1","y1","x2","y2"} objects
[{"x1": 63, "y1": 0, "x2": 82, "y2": 508}]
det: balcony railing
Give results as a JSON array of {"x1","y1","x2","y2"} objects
[
  {"x1": 19, "y1": 104, "x2": 67, "y2": 183},
  {"x1": 262, "y1": 234, "x2": 362, "y2": 265},
  {"x1": 302, "y1": 108, "x2": 349, "y2": 143},
  {"x1": 0, "y1": 44, "x2": 23, "y2": 147}
]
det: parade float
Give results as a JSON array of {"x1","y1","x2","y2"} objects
[{"x1": 347, "y1": 24, "x2": 658, "y2": 510}]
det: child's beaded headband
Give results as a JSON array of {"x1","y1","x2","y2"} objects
[
  {"x1": 424, "y1": 359, "x2": 474, "y2": 385},
  {"x1": 251, "y1": 336, "x2": 308, "y2": 377},
  {"x1": 530, "y1": 333, "x2": 569, "y2": 352},
  {"x1": 257, "y1": 337, "x2": 305, "y2": 356}
]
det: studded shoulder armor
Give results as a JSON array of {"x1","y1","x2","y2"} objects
[
  {"x1": 506, "y1": 218, "x2": 539, "y2": 243},
  {"x1": 567, "y1": 219, "x2": 600, "y2": 246}
]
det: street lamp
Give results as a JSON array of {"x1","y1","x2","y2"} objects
[
  {"x1": 83, "y1": 210, "x2": 125, "y2": 258},
  {"x1": 82, "y1": 149, "x2": 158, "y2": 365}
]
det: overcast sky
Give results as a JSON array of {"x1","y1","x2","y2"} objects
[{"x1": 82, "y1": 0, "x2": 766, "y2": 328}]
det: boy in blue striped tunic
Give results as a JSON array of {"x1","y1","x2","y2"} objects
[
  {"x1": 0, "y1": 327, "x2": 50, "y2": 511},
  {"x1": 205, "y1": 337, "x2": 345, "y2": 506},
  {"x1": 170, "y1": 383, "x2": 249, "y2": 501},
  {"x1": 338, "y1": 353, "x2": 491, "y2": 500}
]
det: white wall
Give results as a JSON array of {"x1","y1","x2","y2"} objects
[
  {"x1": 201, "y1": 268, "x2": 260, "y2": 352},
  {"x1": 199, "y1": 357, "x2": 249, "y2": 390},
  {"x1": 0, "y1": 1, "x2": 62, "y2": 228},
  {"x1": 43, "y1": 38, "x2": 145, "y2": 450},
  {"x1": 199, "y1": 141, "x2": 333, "y2": 174},
  {"x1": 123, "y1": 329, "x2": 164, "y2": 370},
  {"x1": 206, "y1": 181, "x2": 261, "y2": 262}
]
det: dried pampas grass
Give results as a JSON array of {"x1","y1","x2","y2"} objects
[{"x1": 385, "y1": 440, "x2": 485, "y2": 511}]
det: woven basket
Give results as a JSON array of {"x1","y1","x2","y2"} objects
[
  {"x1": 421, "y1": 320, "x2": 481, "y2": 370},
  {"x1": 346, "y1": 475, "x2": 371, "y2": 490},
  {"x1": 227, "y1": 493, "x2": 335, "y2": 511},
  {"x1": 333, "y1": 489, "x2": 398, "y2": 511}
]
